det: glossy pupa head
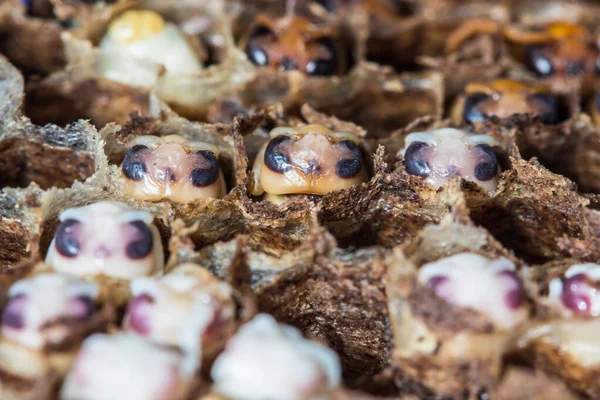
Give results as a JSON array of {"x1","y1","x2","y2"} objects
[
  {"x1": 120, "y1": 135, "x2": 226, "y2": 203},
  {"x1": 504, "y1": 22, "x2": 599, "y2": 83},
  {"x1": 45, "y1": 201, "x2": 164, "y2": 279},
  {"x1": 243, "y1": 14, "x2": 347, "y2": 76},
  {"x1": 211, "y1": 314, "x2": 341, "y2": 400},
  {"x1": 458, "y1": 79, "x2": 571, "y2": 125},
  {"x1": 548, "y1": 263, "x2": 600, "y2": 318},
  {"x1": 400, "y1": 128, "x2": 500, "y2": 191},
  {"x1": 252, "y1": 124, "x2": 368, "y2": 196},
  {"x1": 60, "y1": 333, "x2": 193, "y2": 400},
  {"x1": 418, "y1": 253, "x2": 527, "y2": 330},
  {"x1": 124, "y1": 265, "x2": 235, "y2": 360},
  {"x1": 1, "y1": 273, "x2": 99, "y2": 350}
]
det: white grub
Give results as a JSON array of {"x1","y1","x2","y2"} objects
[
  {"x1": 211, "y1": 314, "x2": 341, "y2": 400},
  {"x1": 1, "y1": 273, "x2": 98, "y2": 350},
  {"x1": 99, "y1": 10, "x2": 203, "y2": 87},
  {"x1": 418, "y1": 252, "x2": 527, "y2": 330},
  {"x1": 124, "y1": 266, "x2": 234, "y2": 363},
  {"x1": 60, "y1": 333, "x2": 194, "y2": 400}
]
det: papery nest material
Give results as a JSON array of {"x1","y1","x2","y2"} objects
[{"x1": 386, "y1": 184, "x2": 531, "y2": 397}]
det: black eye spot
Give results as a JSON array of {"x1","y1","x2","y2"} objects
[
  {"x1": 125, "y1": 221, "x2": 154, "y2": 260},
  {"x1": 566, "y1": 60, "x2": 585, "y2": 77},
  {"x1": 1, "y1": 294, "x2": 25, "y2": 330},
  {"x1": 122, "y1": 145, "x2": 148, "y2": 181},
  {"x1": 336, "y1": 141, "x2": 363, "y2": 178},
  {"x1": 264, "y1": 136, "x2": 292, "y2": 173},
  {"x1": 462, "y1": 92, "x2": 489, "y2": 124},
  {"x1": 393, "y1": 0, "x2": 416, "y2": 16},
  {"x1": 306, "y1": 38, "x2": 337, "y2": 76},
  {"x1": 248, "y1": 44, "x2": 269, "y2": 67},
  {"x1": 60, "y1": 18, "x2": 77, "y2": 29},
  {"x1": 473, "y1": 144, "x2": 498, "y2": 181},
  {"x1": 315, "y1": 0, "x2": 336, "y2": 12},
  {"x1": 280, "y1": 57, "x2": 297, "y2": 72},
  {"x1": 525, "y1": 46, "x2": 554, "y2": 77},
  {"x1": 404, "y1": 141, "x2": 431, "y2": 178},
  {"x1": 595, "y1": 57, "x2": 600, "y2": 75},
  {"x1": 529, "y1": 93, "x2": 570, "y2": 125},
  {"x1": 26, "y1": 0, "x2": 54, "y2": 18},
  {"x1": 246, "y1": 25, "x2": 272, "y2": 67},
  {"x1": 190, "y1": 150, "x2": 220, "y2": 188},
  {"x1": 54, "y1": 218, "x2": 81, "y2": 258}
]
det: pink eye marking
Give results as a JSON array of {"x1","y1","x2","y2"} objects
[
  {"x1": 427, "y1": 275, "x2": 448, "y2": 291},
  {"x1": 1, "y1": 294, "x2": 27, "y2": 330},
  {"x1": 126, "y1": 294, "x2": 154, "y2": 335},
  {"x1": 498, "y1": 270, "x2": 524, "y2": 309},
  {"x1": 561, "y1": 273, "x2": 596, "y2": 316},
  {"x1": 427, "y1": 276, "x2": 455, "y2": 304},
  {"x1": 68, "y1": 295, "x2": 96, "y2": 320}
]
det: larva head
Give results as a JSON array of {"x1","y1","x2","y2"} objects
[
  {"x1": 1, "y1": 273, "x2": 99, "y2": 350},
  {"x1": 460, "y1": 79, "x2": 570, "y2": 125},
  {"x1": 45, "y1": 201, "x2": 164, "y2": 279},
  {"x1": 211, "y1": 314, "x2": 341, "y2": 400},
  {"x1": 120, "y1": 135, "x2": 226, "y2": 203},
  {"x1": 418, "y1": 253, "x2": 527, "y2": 330},
  {"x1": 245, "y1": 14, "x2": 346, "y2": 76},
  {"x1": 401, "y1": 128, "x2": 500, "y2": 191},
  {"x1": 252, "y1": 124, "x2": 367, "y2": 196}
]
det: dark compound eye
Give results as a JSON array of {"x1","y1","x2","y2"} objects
[
  {"x1": 392, "y1": 0, "x2": 416, "y2": 16},
  {"x1": 498, "y1": 270, "x2": 523, "y2": 309},
  {"x1": 404, "y1": 141, "x2": 431, "y2": 178},
  {"x1": 1, "y1": 294, "x2": 26, "y2": 330},
  {"x1": 125, "y1": 220, "x2": 154, "y2": 260},
  {"x1": 246, "y1": 25, "x2": 272, "y2": 67},
  {"x1": 565, "y1": 60, "x2": 585, "y2": 77},
  {"x1": 122, "y1": 145, "x2": 148, "y2": 181},
  {"x1": 462, "y1": 92, "x2": 489, "y2": 124},
  {"x1": 305, "y1": 38, "x2": 337, "y2": 76},
  {"x1": 54, "y1": 218, "x2": 81, "y2": 258},
  {"x1": 335, "y1": 140, "x2": 363, "y2": 178},
  {"x1": 525, "y1": 46, "x2": 554, "y2": 77},
  {"x1": 190, "y1": 150, "x2": 219, "y2": 187},
  {"x1": 248, "y1": 44, "x2": 269, "y2": 67},
  {"x1": 26, "y1": 0, "x2": 54, "y2": 18},
  {"x1": 315, "y1": 0, "x2": 337, "y2": 12},
  {"x1": 529, "y1": 93, "x2": 570, "y2": 125},
  {"x1": 59, "y1": 18, "x2": 77, "y2": 29},
  {"x1": 264, "y1": 136, "x2": 292, "y2": 173},
  {"x1": 473, "y1": 144, "x2": 498, "y2": 181}
]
